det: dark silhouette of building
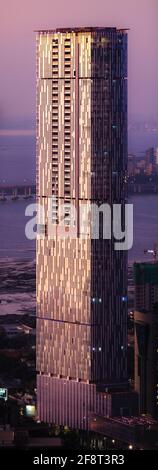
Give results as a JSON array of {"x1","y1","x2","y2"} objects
[{"x1": 134, "y1": 262, "x2": 158, "y2": 418}]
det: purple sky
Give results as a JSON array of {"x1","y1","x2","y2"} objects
[{"x1": 0, "y1": 0, "x2": 158, "y2": 129}]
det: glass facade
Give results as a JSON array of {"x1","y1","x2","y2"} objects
[{"x1": 36, "y1": 27, "x2": 128, "y2": 429}]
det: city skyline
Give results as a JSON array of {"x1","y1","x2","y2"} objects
[{"x1": 0, "y1": 2, "x2": 158, "y2": 454}]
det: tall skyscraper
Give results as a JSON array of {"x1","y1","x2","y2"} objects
[
  {"x1": 36, "y1": 27, "x2": 128, "y2": 429},
  {"x1": 145, "y1": 147, "x2": 156, "y2": 175}
]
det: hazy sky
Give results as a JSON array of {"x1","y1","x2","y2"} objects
[{"x1": 1, "y1": 0, "x2": 158, "y2": 128}]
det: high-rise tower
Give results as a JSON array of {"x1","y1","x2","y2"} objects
[{"x1": 36, "y1": 27, "x2": 128, "y2": 429}]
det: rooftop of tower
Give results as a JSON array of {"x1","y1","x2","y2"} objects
[{"x1": 35, "y1": 27, "x2": 128, "y2": 34}]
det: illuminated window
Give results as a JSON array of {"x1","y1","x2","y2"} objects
[{"x1": 122, "y1": 296, "x2": 128, "y2": 302}]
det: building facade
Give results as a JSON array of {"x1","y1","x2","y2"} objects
[
  {"x1": 134, "y1": 262, "x2": 158, "y2": 418},
  {"x1": 134, "y1": 262, "x2": 158, "y2": 312},
  {"x1": 36, "y1": 27, "x2": 128, "y2": 429}
]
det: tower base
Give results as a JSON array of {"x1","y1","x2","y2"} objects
[{"x1": 37, "y1": 374, "x2": 112, "y2": 430}]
